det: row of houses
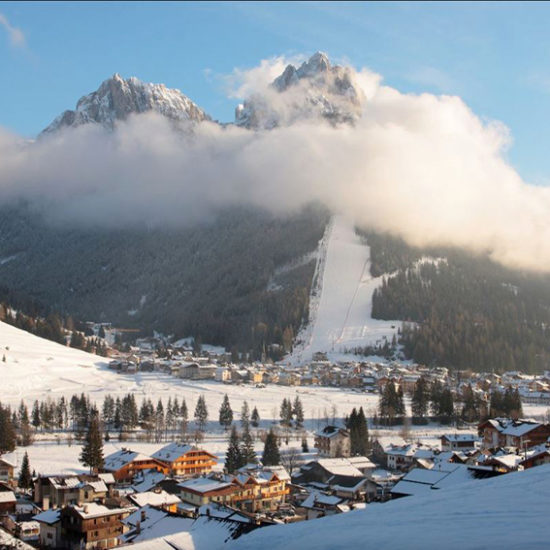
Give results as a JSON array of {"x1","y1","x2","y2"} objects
[{"x1": 0, "y1": 439, "x2": 295, "y2": 549}]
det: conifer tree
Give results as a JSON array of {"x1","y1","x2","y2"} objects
[
  {"x1": 251, "y1": 406, "x2": 260, "y2": 428},
  {"x1": 180, "y1": 398, "x2": 189, "y2": 436},
  {"x1": 219, "y1": 394, "x2": 233, "y2": 430},
  {"x1": 155, "y1": 399, "x2": 165, "y2": 443},
  {"x1": 292, "y1": 396, "x2": 304, "y2": 429},
  {"x1": 411, "y1": 377, "x2": 429, "y2": 422},
  {"x1": 379, "y1": 382, "x2": 400, "y2": 425},
  {"x1": 241, "y1": 401, "x2": 250, "y2": 429},
  {"x1": 0, "y1": 404, "x2": 16, "y2": 454},
  {"x1": 194, "y1": 395, "x2": 208, "y2": 432},
  {"x1": 80, "y1": 413, "x2": 104, "y2": 473},
  {"x1": 225, "y1": 425, "x2": 243, "y2": 473},
  {"x1": 262, "y1": 429, "x2": 281, "y2": 466},
  {"x1": 18, "y1": 451, "x2": 32, "y2": 490},
  {"x1": 31, "y1": 400, "x2": 40, "y2": 429},
  {"x1": 280, "y1": 398, "x2": 293, "y2": 427},
  {"x1": 240, "y1": 423, "x2": 257, "y2": 465}
]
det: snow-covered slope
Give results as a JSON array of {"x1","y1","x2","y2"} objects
[
  {"x1": 0, "y1": 320, "x2": 110, "y2": 402},
  {"x1": 287, "y1": 215, "x2": 401, "y2": 364},
  {"x1": 41, "y1": 73, "x2": 210, "y2": 134},
  {"x1": 232, "y1": 465, "x2": 550, "y2": 550},
  {"x1": 235, "y1": 52, "x2": 365, "y2": 129}
]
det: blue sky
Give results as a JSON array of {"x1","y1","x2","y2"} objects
[{"x1": 1, "y1": 1, "x2": 550, "y2": 183}]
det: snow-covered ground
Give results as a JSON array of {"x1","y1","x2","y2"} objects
[
  {"x1": 232, "y1": 465, "x2": 550, "y2": 550},
  {"x1": 288, "y1": 215, "x2": 401, "y2": 365},
  {"x1": 0, "y1": 319, "x2": 384, "y2": 423}
]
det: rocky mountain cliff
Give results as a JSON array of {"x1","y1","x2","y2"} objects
[
  {"x1": 235, "y1": 52, "x2": 365, "y2": 129},
  {"x1": 41, "y1": 73, "x2": 210, "y2": 135}
]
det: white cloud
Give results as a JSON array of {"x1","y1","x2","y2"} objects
[
  {"x1": 1, "y1": 56, "x2": 550, "y2": 272},
  {"x1": 0, "y1": 12, "x2": 26, "y2": 48},
  {"x1": 223, "y1": 54, "x2": 305, "y2": 98}
]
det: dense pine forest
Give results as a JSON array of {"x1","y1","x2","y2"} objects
[
  {"x1": 0, "y1": 202, "x2": 330, "y2": 359},
  {"x1": 363, "y1": 230, "x2": 550, "y2": 372}
]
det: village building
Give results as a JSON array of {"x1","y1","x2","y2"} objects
[
  {"x1": 34, "y1": 509, "x2": 62, "y2": 549},
  {"x1": 176, "y1": 467, "x2": 290, "y2": 513},
  {"x1": 101, "y1": 449, "x2": 169, "y2": 483},
  {"x1": 178, "y1": 362, "x2": 217, "y2": 380},
  {"x1": 297, "y1": 491, "x2": 350, "y2": 520},
  {"x1": 478, "y1": 419, "x2": 550, "y2": 449},
  {"x1": 127, "y1": 490, "x2": 181, "y2": 513},
  {"x1": 151, "y1": 442, "x2": 217, "y2": 477},
  {"x1": 58, "y1": 503, "x2": 132, "y2": 550},
  {"x1": 314, "y1": 426, "x2": 351, "y2": 458},
  {"x1": 441, "y1": 434, "x2": 479, "y2": 452},
  {"x1": 33, "y1": 475, "x2": 112, "y2": 511},
  {"x1": 0, "y1": 457, "x2": 15, "y2": 485},
  {"x1": 384, "y1": 444, "x2": 417, "y2": 472},
  {"x1": 0, "y1": 489, "x2": 16, "y2": 515}
]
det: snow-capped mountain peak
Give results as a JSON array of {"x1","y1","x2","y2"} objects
[
  {"x1": 236, "y1": 51, "x2": 365, "y2": 129},
  {"x1": 41, "y1": 74, "x2": 210, "y2": 135}
]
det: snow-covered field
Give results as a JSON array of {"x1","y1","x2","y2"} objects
[
  {"x1": 288, "y1": 215, "x2": 401, "y2": 365},
  {"x1": 1, "y1": 320, "x2": 549, "y2": 423},
  {"x1": 0, "y1": 319, "x2": 385, "y2": 423},
  {"x1": 232, "y1": 464, "x2": 550, "y2": 550}
]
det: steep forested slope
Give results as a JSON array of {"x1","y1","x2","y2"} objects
[
  {"x1": 363, "y1": 230, "x2": 550, "y2": 372},
  {"x1": 0, "y1": 203, "x2": 329, "y2": 356}
]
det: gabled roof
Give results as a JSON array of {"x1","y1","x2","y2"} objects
[
  {"x1": 0, "y1": 490, "x2": 16, "y2": 503},
  {"x1": 128, "y1": 490, "x2": 181, "y2": 508},
  {"x1": 33, "y1": 509, "x2": 61, "y2": 525},
  {"x1": 442, "y1": 434, "x2": 479, "y2": 443},
  {"x1": 103, "y1": 449, "x2": 154, "y2": 471},
  {"x1": 68, "y1": 502, "x2": 131, "y2": 520},
  {"x1": 0, "y1": 457, "x2": 15, "y2": 468},
  {"x1": 178, "y1": 477, "x2": 234, "y2": 495},
  {"x1": 152, "y1": 442, "x2": 202, "y2": 463},
  {"x1": 391, "y1": 464, "x2": 475, "y2": 496},
  {"x1": 315, "y1": 459, "x2": 364, "y2": 478},
  {"x1": 315, "y1": 425, "x2": 349, "y2": 439}
]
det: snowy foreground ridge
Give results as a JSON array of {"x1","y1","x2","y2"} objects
[
  {"x1": 289, "y1": 215, "x2": 401, "y2": 364},
  {"x1": 232, "y1": 465, "x2": 550, "y2": 550}
]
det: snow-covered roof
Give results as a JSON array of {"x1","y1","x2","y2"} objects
[
  {"x1": 301, "y1": 490, "x2": 344, "y2": 509},
  {"x1": 178, "y1": 477, "x2": 233, "y2": 494},
  {"x1": 0, "y1": 456, "x2": 15, "y2": 467},
  {"x1": 129, "y1": 490, "x2": 181, "y2": 508},
  {"x1": 131, "y1": 469, "x2": 167, "y2": 493},
  {"x1": 98, "y1": 473, "x2": 115, "y2": 484},
  {"x1": 347, "y1": 456, "x2": 376, "y2": 470},
  {"x1": 442, "y1": 434, "x2": 479, "y2": 442},
  {"x1": 391, "y1": 464, "x2": 475, "y2": 497},
  {"x1": 123, "y1": 505, "x2": 193, "y2": 543},
  {"x1": 72, "y1": 503, "x2": 131, "y2": 519},
  {"x1": 103, "y1": 449, "x2": 153, "y2": 471},
  {"x1": 0, "y1": 490, "x2": 16, "y2": 503},
  {"x1": 151, "y1": 442, "x2": 198, "y2": 463},
  {"x1": 502, "y1": 422, "x2": 541, "y2": 437},
  {"x1": 33, "y1": 509, "x2": 61, "y2": 525},
  {"x1": 79, "y1": 480, "x2": 107, "y2": 493},
  {"x1": 315, "y1": 425, "x2": 349, "y2": 439},
  {"x1": 316, "y1": 458, "x2": 364, "y2": 477},
  {"x1": 385, "y1": 444, "x2": 417, "y2": 457},
  {"x1": 49, "y1": 476, "x2": 81, "y2": 489},
  {"x1": 375, "y1": 436, "x2": 406, "y2": 451}
]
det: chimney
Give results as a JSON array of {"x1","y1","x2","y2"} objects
[{"x1": 141, "y1": 510, "x2": 146, "y2": 522}]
